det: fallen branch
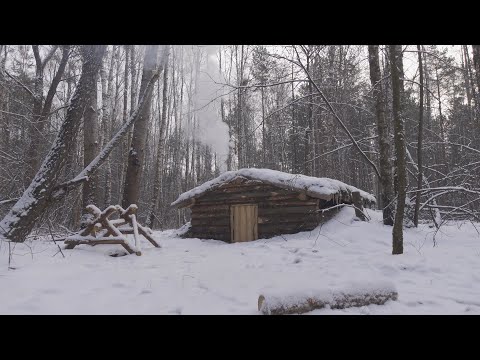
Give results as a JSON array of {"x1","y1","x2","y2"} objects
[
  {"x1": 47, "y1": 218, "x2": 65, "y2": 258},
  {"x1": 258, "y1": 282, "x2": 398, "y2": 315}
]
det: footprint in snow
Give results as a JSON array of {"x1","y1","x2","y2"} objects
[
  {"x1": 112, "y1": 283, "x2": 126, "y2": 288},
  {"x1": 139, "y1": 289, "x2": 152, "y2": 295}
]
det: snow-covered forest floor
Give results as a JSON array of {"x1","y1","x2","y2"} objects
[{"x1": 1, "y1": 207, "x2": 479, "y2": 315}]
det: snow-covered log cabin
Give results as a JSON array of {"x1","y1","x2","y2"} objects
[{"x1": 171, "y1": 168, "x2": 376, "y2": 243}]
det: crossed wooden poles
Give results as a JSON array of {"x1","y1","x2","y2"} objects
[{"x1": 64, "y1": 204, "x2": 160, "y2": 256}]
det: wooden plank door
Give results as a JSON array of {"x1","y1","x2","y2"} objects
[{"x1": 230, "y1": 204, "x2": 258, "y2": 242}]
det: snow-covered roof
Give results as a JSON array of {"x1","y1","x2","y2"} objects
[{"x1": 171, "y1": 168, "x2": 376, "y2": 208}]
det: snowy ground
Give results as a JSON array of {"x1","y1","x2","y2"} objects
[{"x1": 1, "y1": 207, "x2": 480, "y2": 315}]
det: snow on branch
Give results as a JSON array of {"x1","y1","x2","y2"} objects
[{"x1": 52, "y1": 71, "x2": 161, "y2": 197}]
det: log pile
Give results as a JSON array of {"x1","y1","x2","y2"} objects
[{"x1": 64, "y1": 204, "x2": 160, "y2": 256}]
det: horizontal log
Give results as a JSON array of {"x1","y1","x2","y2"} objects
[
  {"x1": 194, "y1": 198, "x2": 319, "y2": 207},
  {"x1": 191, "y1": 217, "x2": 230, "y2": 226},
  {"x1": 191, "y1": 211, "x2": 229, "y2": 218},
  {"x1": 192, "y1": 204, "x2": 318, "y2": 216},
  {"x1": 191, "y1": 215, "x2": 319, "y2": 226},
  {"x1": 186, "y1": 232, "x2": 230, "y2": 242},
  {"x1": 257, "y1": 215, "x2": 319, "y2": 224},
  {"x1": 191, "y1": 204, "x2": 230, "y2": 212},
  {"x1": 258, "y1": 206, "x2": 318, "y2": 215},
  {"x1": 258, "y1": 283, "x2": 398, "y2": 315},
  {"x1": 191, "y1": 210, "x2": 231, "y2": 219},
  {"x1": 64, "y1": 239, "x2": 141, "y2": 255},
  {"x1": 196, "y1": 192, "x2": 302, "y2": 204},
  {"x1": 259, "y1": 200, "x2": 318, "y2": 207}
]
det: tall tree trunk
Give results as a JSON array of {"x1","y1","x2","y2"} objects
[
  {"x1": 305, "y1": 49, "x2": 313, "y2": 176},
  {"x1": 413, "y1": 45, "x2": 424, "y2": 227},
  {"x1": 291, "y1": 57, "x2": 298, "y2": 173},
  {"x1": 118, "y1": 45, "x2": 130, "y2": 201},
  {"x1": 471, "y1": 45, "x2": 480, "y2": 130},
  {"x1": 464, "y1": 45, "x2": 480, "y2": 140},
  {"x1": 368, "y1": 45, "x2": 394, "y2": 226},
  {"x1": 81, "y1": 72, "x2": 99, "y2": 226},
  {"x1": 122, "y1": 45, "x2": 161, "y2": 208},
  {"x1": 472, "y1": 45, "x2": 480, "y2": 94},
  {"x1": 389, "y1": 45, "x2": 406, "y2": 255},
  {"x1": 261, "y1": 86, "x2": 266, "y2": 167},
  {"x1": 146, "y1": 47, "x2": 170, "y2": 228},
  {"x1": 101, "y1": 47, "x2": 116, "y2": 207},
  {"x1": 434, "y1": 65, "x2": 447, "y2": 177},
  {"x1": 0, "y1": 45, "x2": 107, "y2": 243},
  {"x1": 236, "y1": 45, "x2": 244, "y2": 169}
]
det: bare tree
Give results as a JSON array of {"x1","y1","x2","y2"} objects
[
  {"x1": 413, "y1": 45, "x2": 424, "y2": 227},
  {"x1": 81, "y1": 71, "x2": 99, "y2": 227},
  {"x1": 25, "y1": 45, "x2": 71, "y2": 183},
  {"x1": 389, "y1": 45, "x2": 406, "y2": 255},
  {"x1": 146, "y1": 46, "x2": 170, "y2": 228},
  {"x1": 0, "y1": 45, "x2": 107, "y2": 242},
  {"x1": 122, "y1": 45, "x2": 165, "y2": 208},
  {"x1": 368, "y1": 45, "x2": 394, "y2": 225}
]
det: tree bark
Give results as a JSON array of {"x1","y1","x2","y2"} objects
[
  {"x1": 413, "y1": 45, "x2": 424, "y2": 227},
  {"x1": 389, "y1": 45, "x2": 406, "y2": 255},
  {"x1": 81, "y1": 72, "x2": 99, "y2": 227},
  {"x1": 472, "y1": 46, "x2": 480, "y2": 95},
  {"x1": 102, "y1": 46, "x2": 116, "y2": 207},
  {"x1": 122, "y1": 45, "x2": 163, "y2": 208},
  {"x1": 146, "y1": 47, "x2": 170, "y2": 228},
  {"x1": 368, "y1": 45, "x2": 394, "y2": 226}
]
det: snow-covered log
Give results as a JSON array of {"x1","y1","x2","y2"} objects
[{"x1": 258, "y1": 282, "x2": 398, "y2": 315}]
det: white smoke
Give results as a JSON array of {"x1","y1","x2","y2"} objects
[{"x1": 193, "y1": 45, "x2": 230, "y2": 172}]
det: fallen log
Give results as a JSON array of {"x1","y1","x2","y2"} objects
[{"x1": 258, "y1": 282, "x2": 398, "y2": 315}]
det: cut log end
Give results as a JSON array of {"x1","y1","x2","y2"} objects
[{"x1": 258, "y1": 295, "x2": 266, "y2": 312}]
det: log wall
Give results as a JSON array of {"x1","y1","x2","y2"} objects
[{"x1": 185, "y1": 178, "x2": 327, "y2": 242}]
